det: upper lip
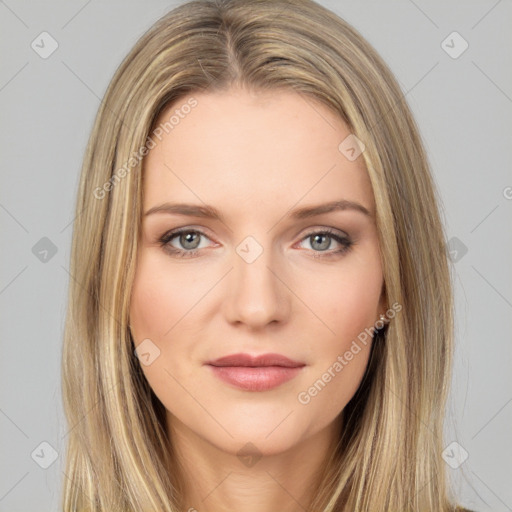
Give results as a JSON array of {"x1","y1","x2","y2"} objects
[{"x1": 206, "y1": 353, "x2": 305, "y2": 368}]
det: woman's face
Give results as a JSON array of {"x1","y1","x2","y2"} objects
[{"x1": 129, "y1": 87, "x2": 386, "y2": 456}]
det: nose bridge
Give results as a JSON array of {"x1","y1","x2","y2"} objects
[{"x1": 224, "y1": 234, "x2": 289, "y2": 328}]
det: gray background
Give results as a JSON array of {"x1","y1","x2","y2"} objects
[{"x1": 1, "y1": 0, "x2": 511, "y2": 510}]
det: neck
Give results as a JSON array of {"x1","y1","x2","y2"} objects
[{"x1": 166, "y1": 412, "x2": 342, "y2": 512}]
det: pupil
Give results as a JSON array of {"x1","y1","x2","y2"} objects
[
  {"x1": 182, "y1": 232, "x2": 200, "y2": 249},
  {"x1": 312, "y1": 234, "x2": 330, "y2": 251}
]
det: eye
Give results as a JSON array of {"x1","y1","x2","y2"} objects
[
  {"x1": 158, "y1": 228, "x2": 214, "y2": 258},
  {"x1": 295, "y1": 228, "x2": 353, "y2": 258},
  {"x1": 158, "y1": 227, "x2": 353, "y2": 259}
]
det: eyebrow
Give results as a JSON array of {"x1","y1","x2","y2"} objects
[{"x1": 144, "y1": 200, "x2": 372, "y2": 221}]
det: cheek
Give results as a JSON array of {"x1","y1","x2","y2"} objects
[
  {"x1": 129, "y1": 256, "x2": 200, "y2": 413},
  {"x1": 128, "y1": 250, "x2": 213, "y2": 376},
  {"x1": 309, "y1": 254, "x2": 383, "y2": 347},
  {"x1": 129, "y1": 256, "x2": 184, "y2": 392},
  {"x1": 129, "y1": 253, "x2": 196, "y2": 340},
  {"x1": 297, "y1": 253, "x2": 382, "y2": 414},
  {"x1": 130, "y1": 282, "x2": 169, "y2": 341}
]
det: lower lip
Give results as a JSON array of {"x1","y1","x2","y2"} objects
[{"x1": 207, "y1": 365, "x2": 303, "y2": 391}]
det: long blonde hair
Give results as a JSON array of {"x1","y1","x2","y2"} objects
[{"x1": 61, "y1": 0, "x2": 457, "y2": 510}]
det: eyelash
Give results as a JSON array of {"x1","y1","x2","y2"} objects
[{"x1": 157, "y1": 227, "x2": 353, "y2": 259}]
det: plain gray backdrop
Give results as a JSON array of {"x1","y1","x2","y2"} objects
[{"x1": 1, "y1": 0, "x2": 511, "y2": 510}]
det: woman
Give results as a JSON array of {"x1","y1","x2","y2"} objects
[{"x1": 61, "y1": 0, "x2": 470, "y2": 510}]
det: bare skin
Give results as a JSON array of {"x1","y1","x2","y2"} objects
[{"x1": 129, "y1": 86, "x2": 386, "y2": 511}]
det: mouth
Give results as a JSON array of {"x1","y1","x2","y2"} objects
[
  {"x1": 206, "y1": 352, "x2": 305, "y2": 368},
  {"x1": 205, "y1": 353, "x2": 306, "y2": 391}
]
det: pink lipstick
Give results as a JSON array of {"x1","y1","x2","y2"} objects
[{"x1": 205, "y1": 353, "x2": 305, "y2": 391}]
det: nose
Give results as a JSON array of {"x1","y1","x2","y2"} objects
[{"x1": 223, "y1": 241, "x2": 291, "y2": 329}]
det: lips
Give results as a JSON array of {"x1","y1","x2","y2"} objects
[
  {"x1": 205, "y1": 353, "x2": 305, "y2": 391},
  {"x1": 206, "y1": 353, "x2": 305, "y2": 368}
]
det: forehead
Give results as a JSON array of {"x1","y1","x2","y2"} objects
[{"x1": 142, "y1": 87, "x2": 375, "y2": 219}]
